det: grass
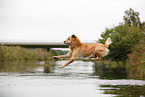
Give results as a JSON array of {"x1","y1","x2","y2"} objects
[{"x1": 0, "y1": 46, "x2": 58, "y2": 61}]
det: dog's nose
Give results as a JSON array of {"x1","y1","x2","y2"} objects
[{"x1": 64, "y1": 41, "x2": 65, "y2": 43}]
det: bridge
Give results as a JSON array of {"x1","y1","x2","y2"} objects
[
  {"x1": 0, "y1": 41, "x2": 68, "y2": 48},
  {"x1": 0, "y1": 40, "x2": 94, "y2": 51}
]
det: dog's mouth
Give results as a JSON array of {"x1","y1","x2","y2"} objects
[{"x1": 64, "y1": 42, "x2": 71, "y2": 46}]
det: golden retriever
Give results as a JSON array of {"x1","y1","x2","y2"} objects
[{"x1": 54, "y1": 34, "x2": 111, "y2": 68}]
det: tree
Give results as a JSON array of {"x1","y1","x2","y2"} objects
[
  {"x1": 98, "y1": 8, "x2": 144, "y2": 61},
  {"x1": 99, "y1": 23, "x2": 143, "y2": 61},
  {"x1": 126, "y1": 26, "x2": 145, "y2": 79},
  {"x1": 123, "y1": 8, "x2": 141, "y2": 27}
]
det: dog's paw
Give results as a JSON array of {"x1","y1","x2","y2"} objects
[
  {"x1": 53, "y1": 56, "x2": 60, "y2": 59},
  {"x1": 59, "y1": 66, "x2": 64, "y2": 68},
  {"x1": 90, "y1": 58, "x2": 101, "y2": 60}
]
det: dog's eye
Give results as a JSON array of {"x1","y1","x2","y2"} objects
[{"x1": 68, "y1": 38, "x2": 70, "y2": 40}]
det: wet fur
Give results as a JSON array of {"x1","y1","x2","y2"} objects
[{"x1": 53, "y1": 35, "x2": 111, "y2": 68}]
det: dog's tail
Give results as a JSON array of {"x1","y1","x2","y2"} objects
[{"x1": 105, "y1": 37, "x2": 111, "y2": 48}]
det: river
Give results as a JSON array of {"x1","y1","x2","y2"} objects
[{"x1": 0, "y1": 60, "x2": 145, "y2": 97}]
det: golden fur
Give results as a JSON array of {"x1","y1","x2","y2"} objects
[{"x1": 54, "y1": 34, "x2": 111, "y2": 68}]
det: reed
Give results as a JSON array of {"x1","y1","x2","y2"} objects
[{"x1": 0, "y1": 46, "x2": 57, "y2": 61}]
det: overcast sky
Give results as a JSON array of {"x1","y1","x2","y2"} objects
[{"x1": 0, "y1": 0, "x2": 145, "y2": 42}]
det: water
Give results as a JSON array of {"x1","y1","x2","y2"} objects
[{"x1": 0, "y1": 60, "x2": 145, "y2": 97}]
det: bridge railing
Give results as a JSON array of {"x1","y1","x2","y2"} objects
[
  {"x1": 0, "y1": 40, "x2": 96, "y2": 45},
  {"x1": 0, "y1": 41, "x2": 64, "y2": 45}
]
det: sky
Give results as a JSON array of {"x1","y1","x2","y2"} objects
[{"x1": 0, "y1": 0, "x2": 145, "y2": 42}]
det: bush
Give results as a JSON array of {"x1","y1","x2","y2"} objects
[
  {"x1": 99, "y1": 24, "x2": 143, "y2": 61},
  {"x1": 0, "y1": 46, "x2": 55, "y2": 61},
  {"x1": 126, "y1": 36, "x2": 145, "y2": 79}
]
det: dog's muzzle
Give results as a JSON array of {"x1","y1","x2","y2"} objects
[{"x1": 64, "y1": 41, "x2": 71, "y2": 46}]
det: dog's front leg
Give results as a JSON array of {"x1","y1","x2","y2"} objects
[
  {"x1": 59, "y1": 57, "x2": 76, "y2": 68},
  {"x1": 53, "y1": 52, "x2": 71, "y2": 59}
]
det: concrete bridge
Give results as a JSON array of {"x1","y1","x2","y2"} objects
[
  {"x1": 0, "y1": 40, "x2": 94, "y2": 51},
  {"x1": 0, "y1": 41, "x2": 68, "y2": 48}
]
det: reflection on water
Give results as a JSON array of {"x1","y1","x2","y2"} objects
[
  {"x1": 0, "y1": 60, "x2": 145, "y2": 97},
  {"x1": 100, "y1": 85, "x2": 145, "y2": 97},
  {"x1": 0, "y1": 61, "x2": 52, "y2": 75},
  {"x1": 94, "y1": 61, "x2": 127, "y2": 79}
]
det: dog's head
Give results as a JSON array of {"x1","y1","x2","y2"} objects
[{"x1": 64, "y1": 34, "x2": 81, "y2": 47}]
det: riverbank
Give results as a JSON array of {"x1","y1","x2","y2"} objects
[
  {"x1": 0, "y1": 45, "x2": 144, "y2": 80},
  {"x1": 0, "y1": 46, "x2": 58, "y2": 61}
]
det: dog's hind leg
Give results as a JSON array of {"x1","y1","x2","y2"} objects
[
  {"x1": 90, "y1": 56, "x2": 101, "y2": 60},
  {"x1": 90, "y1": 52, "x2": 101, "y2": 60}
]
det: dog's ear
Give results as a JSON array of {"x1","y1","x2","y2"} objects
[
  {"x1": 72, "y1": 34, "x2": 76, "y2": 41},
  {"x1": 72, "y1": 34, "x2": 76, "y2": 38}
]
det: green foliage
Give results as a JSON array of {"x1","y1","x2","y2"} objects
[
  {"x1": 99, "y1": 23, "x2": 143, "y2": 61},
  {"x1": 55, "y1": 50, "x2": 69, "y2": 55},
  {"x1": 0, "y1": 46, "x2": 55, "y2": 61},
  {"x1": 49, "y1": 49, "x2": 59, "y2": 56},
  {"x1": 126, "y1": 36, "x2": 145, "y2": 79},
  {"x1": 98, "y1": 8, "x2": 145, "y2": 79},
  {"x1": 123, "y1": 8, "x2": 141, "y2": 27}
]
